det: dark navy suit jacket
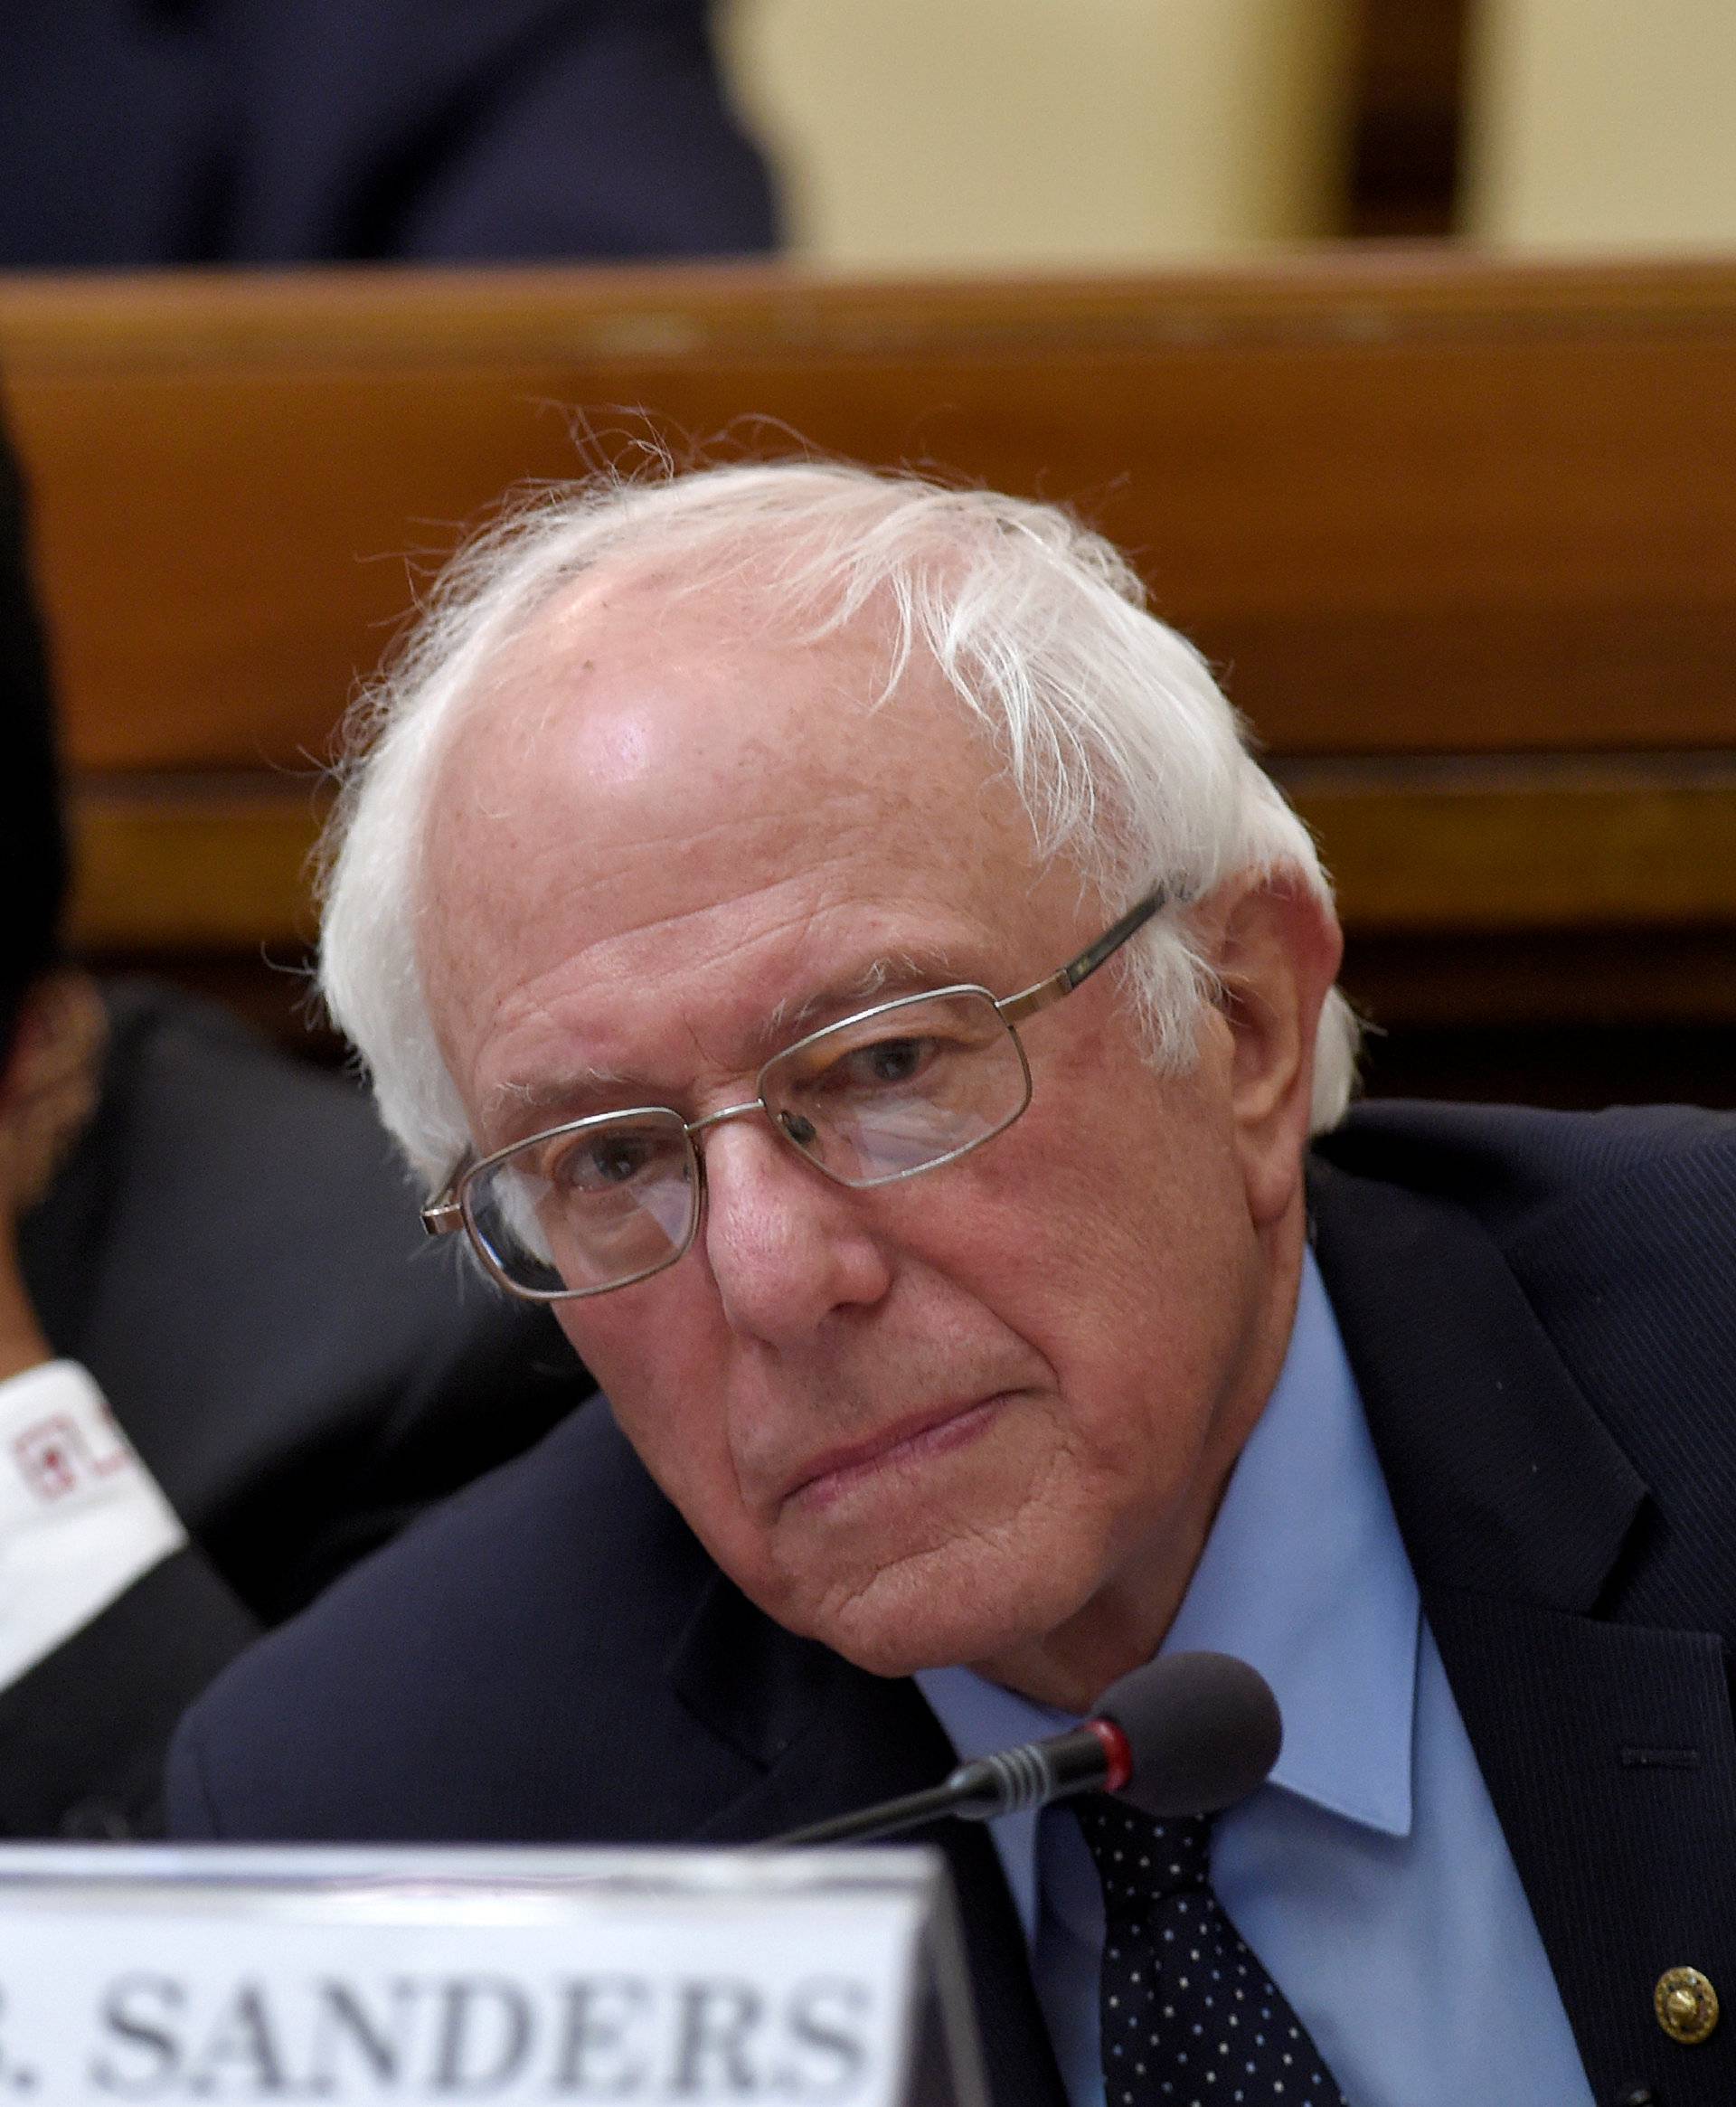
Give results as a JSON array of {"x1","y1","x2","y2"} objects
[
  {"x1": 0, "y1": 0, "x2": 775, "y2": 268},
  {"x1": 168, "y1": 1102, "x2": 1736, "y2": 2107}
]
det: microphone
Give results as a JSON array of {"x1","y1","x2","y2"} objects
[{"x1": 769, "y1": 1651, "x2": 1280, "y2": 1847}]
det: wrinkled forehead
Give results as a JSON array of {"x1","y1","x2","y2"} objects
[
  {"x1": 414, "y1": 567, "x2": 1054, "y2": 1057},
  {"x1": 429, "y1": 558, "x2": 1041, "y2": 846}
]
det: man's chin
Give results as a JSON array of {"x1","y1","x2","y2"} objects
[{"x1": 767, "y1": 1535, "x2": 1093, "y2": 1684}]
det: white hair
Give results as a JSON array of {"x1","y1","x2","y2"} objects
[{"x1": 319, "y1": 458, "x2": 1359, "y2": 1189}]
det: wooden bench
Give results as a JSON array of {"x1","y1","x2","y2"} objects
[{"x1": 3, "y1": 254, "x2": 1732, "y2": 1096}]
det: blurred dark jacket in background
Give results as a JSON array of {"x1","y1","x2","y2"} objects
[{"x1": 0, "y1": 0, "x2": 777, "y2": 268}]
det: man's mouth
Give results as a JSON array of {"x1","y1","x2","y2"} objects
[{"x1": 779, "y1": 1394, "x2": 1008, "y2": 1512}]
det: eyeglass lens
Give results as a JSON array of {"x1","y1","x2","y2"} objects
[{"x1": 464, "y1": 988, "x2": 1032, "y2": 1298}]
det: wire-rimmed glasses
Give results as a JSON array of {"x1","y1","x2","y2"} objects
[{"x1": 421, "y1": 885, "x2": 1173, "y2": 1300}]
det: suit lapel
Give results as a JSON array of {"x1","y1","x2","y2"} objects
[
  {"x1": 671, "y1": 1573, "x2": 1070, "y2": 2107},
  {"x1": 1309, "y1": 1155, "x2": 1645, "y2": 1606},
  {"x1": 1313, "y1": 1157, "x2": 1736, "y2": 2102}
]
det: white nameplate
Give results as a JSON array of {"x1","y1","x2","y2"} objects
[{"x1": 0, "y1": 1847, "x2": 985, "y2": 2107}]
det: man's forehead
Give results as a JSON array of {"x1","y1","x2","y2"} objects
[
  {"x1": 419, "y1": 574, "x2": 1069, "y2": 1107},
  {"x1": 430, "y1": 572, "x2": 1028, "y2": 880},
  {"x1": 444, "y1": 576, "x2": 936, "y2": 808}
]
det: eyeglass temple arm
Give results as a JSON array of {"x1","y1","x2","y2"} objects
[
  {"x1": 996, "y1": 884, "x2": 1173, "y2": 1027},
  {"x1": 421, "y1": 1181, "x2": 466, "y2": 1238}
]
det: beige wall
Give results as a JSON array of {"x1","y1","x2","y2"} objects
[
  {"x1": 722, "y1": 0, "x2": 1355, "y2": 270},
  {"x1": 1464, "y1": 0, "x2": 1736, "y2": 249}
]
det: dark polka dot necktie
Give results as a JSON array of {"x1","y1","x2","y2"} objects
[{"x1": 1072, "y1": 1792, "x2": 1348, "y2": 2107}]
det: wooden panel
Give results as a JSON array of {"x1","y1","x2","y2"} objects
[
  {"x1": 1278, "y1": 756, "x2": 1736, "y2": 930},
  {"x1": 19, "y1": 253, "x2": 1736, "y2": 1083},
  {"x1": 4, "y1": 254, "x2": 1733, "y2": 774},
  {"x1": 67, "y1": 759, "x2": 1736, "y2": 968},
  {"x1": 1343, "y1": 929, "x2": 1736, "y2": 1030},
  {"x1": 68, "y1": 781, "x2": 326, "y2": 951}
]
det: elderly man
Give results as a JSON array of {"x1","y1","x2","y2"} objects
[{"x1": 171, "y1": 463, "x2": 1736, "y2": 2107}]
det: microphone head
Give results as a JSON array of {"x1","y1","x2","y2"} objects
[{"x1": 1093, "y1": 1651, "x2": 1282, "y2": 1818}]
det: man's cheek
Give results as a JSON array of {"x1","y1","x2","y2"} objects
[
  {"x1": 560, "y1": 1306, "x2": 690, "y2": 1413},
  {"x1": 603, "y1": 1370, "x2": 761, "y2": 1555}
]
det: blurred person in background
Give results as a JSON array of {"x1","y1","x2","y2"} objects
[
  {"x1": 0, "y1": 418, "x2": 592, "y2": 1839},
  {"x1": 0, "y1": 0, "x2": 775, "y2": 269}
]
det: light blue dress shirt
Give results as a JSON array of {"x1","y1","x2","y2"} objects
[{"x1": 916, "y1": 1252, "x2": 1594, "y2": 2107}]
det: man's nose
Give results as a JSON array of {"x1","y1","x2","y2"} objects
[{"x1": 698, "y1": 1117, "x2": 894, "y2": 1345}]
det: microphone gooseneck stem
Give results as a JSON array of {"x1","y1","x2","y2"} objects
[
  {"x1": 772, "y1": 1720, "x2": 1130, "y2": 1847},
  {"x1": 776, "y1": 1781, "x2": 967, "y2": 1847}
]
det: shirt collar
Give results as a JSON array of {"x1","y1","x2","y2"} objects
[
  {"x1": 1164, "y1": 1248, "x2": 1418, "y2": 1836},
  {"x1": 917, "y1": 1250, "x2": 1420, "y2": 1942}
]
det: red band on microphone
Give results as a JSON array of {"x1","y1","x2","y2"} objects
[{"x1": 1085, "y1": 1715, "x2": 1133, "y2": 1793}]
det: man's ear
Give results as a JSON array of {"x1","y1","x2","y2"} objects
[
  {"x1": 0, "y1": 970, "x2": 107, "y2": 1214},
  {"x1": 1201, "y1": 874, "x2": 1344, "y2": 1229},
  {"x1": 0, "y1": 979, "x2": 51, "y2": 1111}
]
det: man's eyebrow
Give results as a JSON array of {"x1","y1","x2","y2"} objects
[
  {"x1": 480, "y1": 1062, "x2": 633, "y2": 1139},
  {"x1": 481, "y1": 948, "x2": 983, "y2": 1140},
  {"x1": 764, "y1": 949, "x2": 972, "y2": 1038}
]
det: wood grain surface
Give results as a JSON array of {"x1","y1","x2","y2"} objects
[{"x1": 4, "y1": 253, "x2": 1730, "y2": 1054}]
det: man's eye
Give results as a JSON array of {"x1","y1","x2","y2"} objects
[
  {"x1": 837, "y1": 1035, "x2": 936, "y2": 1090},
  {"x1": 550, "y1": 1132, "x2": 658, "y2": 1193}
]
